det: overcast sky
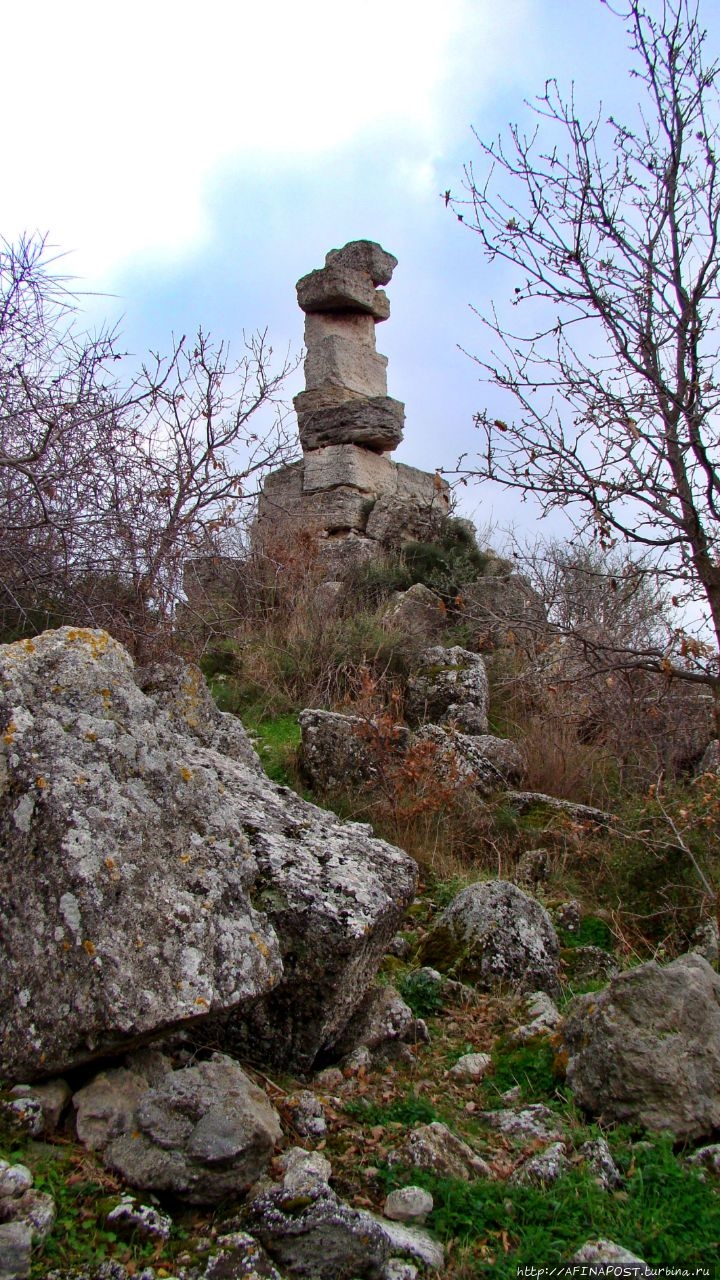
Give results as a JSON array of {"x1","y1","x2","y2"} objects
[{"x1": 2, "y1": 0, "x2": 653, "y2": 541}]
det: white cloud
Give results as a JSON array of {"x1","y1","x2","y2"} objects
[{"x1": 2, "y1": 0, "x2": 532, "y2": 282}]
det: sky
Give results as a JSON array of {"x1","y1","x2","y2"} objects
[{"x1": 1, "y1": 0, "x2": 649, "y2": 544}]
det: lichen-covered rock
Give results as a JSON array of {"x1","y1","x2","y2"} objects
[
  {"x1": 510, "y1": 1141, "x2": 569, "y2": 1186},
  {"x1": 73, "y1": 1068, "x2": 150, "y2": 1151},
  {"x1": 204, "y1": 1230, "x2": 288, "y2": 1279},
  {"x1": 372, "y1": 1218, "x2": 444, "y2": 1271},
  {"x1": 480, "y1": 1105, "x2": 564, "y2": 1143},
  {"x1": 0, "y1": 628, "x2": 281, "y2": 1080},
  {"x1": 103, "y1": 1054, "x2": 282, "y2": 1205},
  {"x1": 7, "y1": 1079, "x2": 71, "y2": 1135},
  {"x1": 0, "y1": 1221, "x2": 32, "y2": 1280},
  {"x1": 106, "y1": 1195, "x2": 172, "y2": 1241},
  {"x1": 413, "y1": 725, "x2": 523, "y2": 794},
  {"x1": 382, "y1": 585, "x2": 447, "y2": 644},
  {"x1": 579, "y1": 1138, "x2": 623, "y2": 1191},
  {"x1": 390, "y1": 1122, "x2": 491, "y2": 1181},
  {"x1": 0, "y1": 628, "x2": 417, "y2": 1079},
  {"x1": 330, "y1": 985, "x2": 414, "y2": 1057},
  {"x1": 383, "y1": 1187, "x2": 433, "y2": 1224},
  {"x1": 568, "y1": 1240, "x2": 650, "y2": 1272},
  {"x1": 405, "y1": 646, "x2": 489, "y2": 734},
  {"x1": 511, "y1": 991, "x2": 561, "y2": 1043},
  {"x1": 298, "y1": 709, "x2": 410, "y2": 795},
  {"x1": 561, "y1": 953, "x2": 720, "y2": 1140},
  {"x1": 325, "y1": 241, "x2": 398, "y2": 287},
  {"x1": 243, "y1": 1180, "x2": 390, "y2": 1279},
  {"x1": 419, "y1": 880, "x2": 560, "y2": 994},
  {"x1": 448, "y1": 1052, "x2": 492, "y2": 1081}
]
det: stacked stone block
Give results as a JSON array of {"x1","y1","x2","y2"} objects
[{"x1": 255, "y1": 240, "x2": 450, "y2": 572}]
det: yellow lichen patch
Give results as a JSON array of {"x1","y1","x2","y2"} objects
[
  {"x1": 61, "y1": 940, "x2": 71, "y2": 952},
  {"x1": 195, "y1": 996, "x2": 209, "y2": 1007},
  {"x1": 85, "y1": 731, "x2": 97, "y2": 742},
  {"x1": 250, "y1": 932, "x2": 271, "y2": 959},
  {"x1": 65, "y1": 629, "x2": 114, "y2": 660},
  {"x1": 83, "y1": 940, "x2": 96, "y2": 956},
  {"x1": 75, "y1": 775, "x2": 88, "y2": 785},
  {"x1": 179, "y1": 853, "x2": 192, "y2": 864},
  {"x1": 179, "y1": 765, "x2": 193, "y2": 782},
  {"x1": 36, "y1": 776, "x2": 47, "y2": 789},
  {"x1": 3, "y1": 721, "x2": 16, "y2": 745},
  {"x1": 20, "y1": 638, "x2": 36, "y2": 653}
]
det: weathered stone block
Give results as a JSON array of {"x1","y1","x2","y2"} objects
[
  {"x1": 297, "y1": 264, "x2": 390, "y2": 320},
  {"x1": 302, "y1": 444, "x2": 397, "y2": 496},
  {"x1": 304, "y1": 311, "x2": 377, "y2": 349},
  {"x1": 297, "y1": 394, "x2": 405, "y2": 453},
  {"x1": 365, "y1": 494, "x2": 446, "y2": 546},
  {"x1": 304, "y1": 335, "x2": 388, "y2": 398},
  {"x1": 325, "y1": 240, "x2": 398, "y2": 286}
]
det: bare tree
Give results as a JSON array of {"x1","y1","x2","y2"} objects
[
  {"x1": 0, "y1": 234, "x2": 297, "y2": 654},
  {"x1": 450, "y1": 0, "x2": 720, "y2": 704}
]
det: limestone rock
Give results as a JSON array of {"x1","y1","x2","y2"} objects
[
  {"x1": 298, "y1": 708, "x2": 409, "y2": 795},
  {"x1": 562, "y1": 953, "x2": 720, "y2": 1139},
  {"x1": 204, "y1": 1230, "x2": 288, "y2": 1279},
  {"x1": 382, "y1": 585, "x2": 447, "y2": 643},
  {"x1": 419, "y1": 880, "x2": 560, "y2": 994},
  {"x1": 383, "y1": 1187, "x2": 433, "y2": 1224},
  {"x1": 104, "y1": 1054, "x2": 282, "y2": 1204},
  {"x1": 568, "y1": 1240, "x2": 651, "y2": 1273},
  {"x1": 390, "y1": 1121, "x2": 491, "y2": 1181},
  {"x1": 0, "y1": 628, "x2": 417, "y2": 1079},
  {"x1": 330, "y1": 985, "x2": 415, "y2": 1057},
  {"x1": 563, "y1": 945, "x2": 620, "y2": 985},
  {"x1": 0, "y1": 1221, "x2": 32, "y2": 1280},
  {"x1": 0, "y1": 627, "x2": 281, "y2": 1080},
  {"x1": 325, "y1": 241, "x2": 398, "y2": 286},
  {"x1": 297, "y1": 263, "x2": 391, "y2": 321},
  {"x1": 73, "y1": 1068, "x2": 150, "y2": 1151},
  {"x1": 414, "y1": 725, "x2": 523, "y2": 795},
  {"x1": 304, "y1": 334, "x2": 388, "y2": 398},
  {"x1": 243, "y1": 1180, "x2": 390, "y2": 1279},
  {"x1": 302, "y1": 443, "x2": 396, "y2": 495},
  {"x1": 511, "y1": 1141, "x2": 569, "y2": 1186},
  {"x1": 0, "y1": 1163, "x2": 33, "y2": 1200},
  {"x1": 448, "y1": 1052, "x2": 492, "y2": 1081},
  {"x1": 511, "y1": 991, "x2": 561, "y2": 1043},
  {"x1": 459, "y1": 570, "x2": 546, "y2": 648},
  {"x1": 481, "y1": 1104, "x2": 564, "y2": 1143},
  {"x1": 405, "y1": 646, "x2": 489, "y2": 734},
  {"x1": 296, "y1": 394, "x2": 405, "y2": 453},
  {"x1": 7, "y1": 1079, "x2": 71, "y2": 1135},
  {"x1": 278, "y1": 1148, "x2": 333, "y2": 1194}
]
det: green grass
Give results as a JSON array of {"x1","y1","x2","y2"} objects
[
  {"x1": 399, "y1": 969, "x2": 445, "y2": 1018},
  {"x1": 379, "y1": 1138, "x2": 720, "y2": 1273},
  {"x1": 485, "y1": 1036, "x2": 565, "y2": 1104},
  {"x1": 344, "y1": 1090, "x2": 441, "y2": 1128},
  {"x1": 244, "y1": 713, "x2": 301, "y2": 786},
  {"x1": 558, "y1": 915, "x2": 615, "y2": 950}
]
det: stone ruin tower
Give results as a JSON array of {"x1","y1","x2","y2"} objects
[{"x1": 254, "y1": 240, "x2": 450, "y2": 574}]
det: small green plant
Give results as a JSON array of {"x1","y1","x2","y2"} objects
[
  {"x1": 486, "y1": 1036, "x2": 563, "y2": 1103},
  {"x1": 558, "y1": 914, "x2": 615, "y2": 951},
  {"x1": 399, "y1": 970, "x2": 445, "y2": 1018},
  {"x1": 246, "y1": 714, "x2": 302, "y2": 786},
  {"x1": 344, "y1": 1090, "x2": 440, "y2": 1128}
]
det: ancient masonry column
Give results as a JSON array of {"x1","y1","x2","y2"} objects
[
  {"x1": 255, "y1": 240, "x2": 450, "y2": 572},
  {"x1": 294, "y1": 240, "x2": 404, "y2": 453}
]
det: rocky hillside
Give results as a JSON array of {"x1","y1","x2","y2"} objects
[{"x1": 1, "y1": 623, "x2": 719, "y2": 1278}]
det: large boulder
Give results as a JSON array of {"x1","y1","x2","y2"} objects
[
  {"x1": 419, "y1": 880, "x2": 560, "y2": 994},
  {"x1": 0, "y1": 628, "x2": 417, "y2": 1080},
  {"x1": 405, "y1": 646, "x2": 489, "y2": 734},
  {"x1": 561, "y1": 953, "x2": 720, "y2": 1140},
  {"x1": 298, "y1": 708, "x2": 410, "y2": 794}
]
